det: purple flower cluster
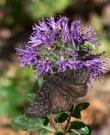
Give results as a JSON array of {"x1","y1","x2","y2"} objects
[{"x1": 16, "y1": 16, "x2": 106, "y2": 80}]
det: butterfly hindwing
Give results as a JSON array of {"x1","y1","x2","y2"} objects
[{"x1": 25, "y1": 82, "x2": 51, "y2": 117}]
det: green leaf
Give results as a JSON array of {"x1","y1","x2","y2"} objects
[
  {"x1": 68, "y1": 121, "x2": 91, "y2": 135},
  {"x1": 69, "y1": 121, "x2": 86, "y2": 130},
  {"x1": 13, "y1": 115, "x2": 54, "y2": 132},
  {"x1": 71, "y1": 111, "x2": 81, "y2": 119},
  {"x1": 26, "y1": 93, "x2": 36, "y2": 102},
  {"x1": 57, "y1": 113, "x2": 69, "y2": 123},
  {"x1": 85, "y1": 125, "x2": 92, "y2": 135},
  {"x1": 78, "y1": 126, "x2": 90, "y2": 135},
  {"x1": 71, "y1": 103, "x2": 89, "y2": 118},
  {"x1": 43, "y1": 117, "x2": 49, "y2": 126},
  {"x1": 75, "y1": 103, "x2": 90, "y2": 111}
]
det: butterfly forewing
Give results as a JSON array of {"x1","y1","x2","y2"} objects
[{"x1": 25, "y1": 67, "x2": 90, "y2": 117}]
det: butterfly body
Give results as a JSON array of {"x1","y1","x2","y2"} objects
[{"x1": 25, "y1": 67, "x2": 90, "y2": 117}]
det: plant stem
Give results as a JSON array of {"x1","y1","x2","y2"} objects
[
  {"x1": 64, "y1": 114, "x2": 71, "y2": 132},
  {"x1": 49, "y1": 114, "x2": 57, "y2": 130}
]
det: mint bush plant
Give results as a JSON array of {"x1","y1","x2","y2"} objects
[{"x1": 14, "y1": 16, "x2": 106, "y2": 135}]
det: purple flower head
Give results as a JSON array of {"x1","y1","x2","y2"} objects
[
  {"x1": 16, "y1": 16, "x2": 106, "y2": 80},
  {"x1": 28, "y1": 16, "x2": 98, "y2": 48}
]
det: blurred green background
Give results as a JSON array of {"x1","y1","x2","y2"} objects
[{"x1": 0, "y1": 0, "x2": 110, "y2": 135}]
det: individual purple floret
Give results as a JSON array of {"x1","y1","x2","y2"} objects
[
  {"x1": 36, "y1": 60, "x2": 53, "y2": 76},
  {"x1": 84, "y1": 58, "x2": 106, "y2": 79},
  {"x1": 48, "y1": 16, "x2": 58, "y2": 30},
  {"x1": 82, "y1": 26, "x2": 98, "y2": 47}
]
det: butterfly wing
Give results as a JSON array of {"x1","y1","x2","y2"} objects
[
  {"x1": 50, "y1": 67, "x2": 90, "y2": 113},
  {"x1": 48, "y1": 74, "x2": 74, "y2": 113},
  {"x1": 63, "y1": 67, "x2": 90, "y2": 98},
  {"x1": 50, "y1": 84, "x2": 87, "y2": 114},
  {"x1": 25, "y1": 72, "x2": 73, "y2": 117},
  {"x1": 25, "y1": 67, "x2": 90, "y2": 117}
]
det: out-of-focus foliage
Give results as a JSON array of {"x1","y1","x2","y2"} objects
[
  {"x1": 0, "y1": 66, "x2": 36, "y2": 118},
  {"x1": 0, "y1": 0, "x2": 70, "y2": 27},
  {"x1": 91, "y1": 15, "x2": 110, "y2": 56},
  {"x1": 25, "y1": 0, "x2": 70, "y2": 19}
]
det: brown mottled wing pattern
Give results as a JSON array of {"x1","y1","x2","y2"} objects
[
  {"x1": 50, "y1": 67, "x2": 90, "y2": 113},
  {"x1": 25, "y1": 82, "x2": 51, "y2": 117},
  {"x1": 25, "y1": 67, "x2": 90, "y2": 117}
]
